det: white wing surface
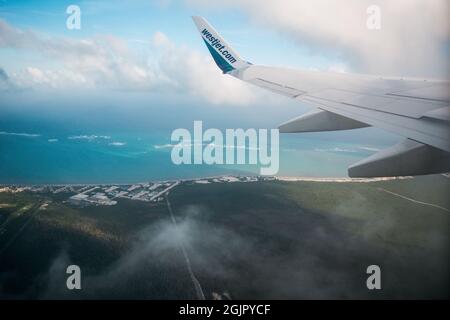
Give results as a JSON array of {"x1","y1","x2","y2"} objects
[{"x1": 193, "y1": 16, "x2": 450, "y2": 177}]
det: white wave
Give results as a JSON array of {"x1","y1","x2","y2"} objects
[
  {"x1": 108, "y1": 142, "x2": 126, "y2": 146},
  {"x1": 0, "y1": 131, "x2": 40, "y2": 137},
  {"x1": 154, "y1": 143, "x2": 205, "y2": 149},
  {"x1": 48, "y1": 138, "x2": 58, "y2": 143},
  {"x1": 154, "y1": 143, "x2": 176, "y2": 149},
  {"x1": 154, "y1": 142, "x2": 259, "y2": 151},
  {"x1": 358, "y1": 146, "x2": 381, "y2": 152},
  {"x1": 68, "y1": 135, "x2": 111, "y2": 141},
  {"x1": 223, "y1": 144, "x2": 260, "y2": 151},
  {"x1": 314, "y1": 147, "x2": 357, "y2": 153}
]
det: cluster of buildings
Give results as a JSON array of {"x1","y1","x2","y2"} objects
[
  {"x1": 190, "y1": 176, "x2": 267, "y2": 184},
  {"x1": 67, "y1": 182, "x2": 180, "y2": 206},
  {"x1": 0, "y1": 175, "x2": 273, "y2": 207},
  {"x1": 69, "y1": 190, "x2": 117, "y2": 206},
  {"x1": 0, "y1": 185, "x2": 70, "y2": 193}
]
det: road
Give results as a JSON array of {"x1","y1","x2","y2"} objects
[
  {"x1": 378, "y1": 187, "x2": 450, "y2": 213},
  {"x1": 165, "y1": 192, "x2": 205, "y2": 300}
]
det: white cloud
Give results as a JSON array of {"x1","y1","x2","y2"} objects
[
  {"x1": 19, "y1": 67, "x2": 89, "y2": 89},
  {"x1": 0, "y1": 19, "x2": 168, "y2": 91},
  {"x1": 0, "y1": 19, "x2": 262, "y2": 106},
  {"x1": 187, "y1": 0, "x2": 450, "y2": 78},
  {"x1": 152, "y1": 31, "x2": 171, "y2": 47},
  {"x1": 328, "y1": 63, "x2": 348, "y2": 74},
  {"x1": 151, "y1": 31, "x2": 259, "y2": 105}
]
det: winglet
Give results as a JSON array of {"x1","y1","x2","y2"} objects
[{"x1": 192, "y1": 16, "x2": 251, "y2": 74}]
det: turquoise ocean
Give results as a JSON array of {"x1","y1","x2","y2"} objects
[{"x1": 0, "y1": 129, "x2": 393, "y2": 184}]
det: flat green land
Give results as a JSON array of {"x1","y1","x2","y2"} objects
[{"x1": 0, "y1": 175, "x2": 448, "y2": 299}]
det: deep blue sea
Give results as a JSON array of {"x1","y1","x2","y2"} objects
[{"x1": 0, "y1": 128, "x2": 396, "y2": 184}]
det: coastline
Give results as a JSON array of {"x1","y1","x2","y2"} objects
[
  {"x1": 0, "y1": 174, "x2": 418, "y2": 188},
  {"x1": 274, "y1": 176, "x2": 414, "y2": 183}
]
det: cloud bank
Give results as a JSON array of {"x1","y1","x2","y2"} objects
[{"x1": 0, "y1": 19, "x2": 259, "y2": 106}]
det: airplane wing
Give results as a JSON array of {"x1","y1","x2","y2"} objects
[{"x1": 192, "y1": 16, "x2": 450, "y2": 177}]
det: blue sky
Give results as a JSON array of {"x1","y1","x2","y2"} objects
[
  {"x1": 1, "y1": 0, "x2": 448, "y2": 91},
  {"x1": 0, "y1": 0, "x2": 448, "y2": 158},
  {"x1": 0, "y1": 0, "x2": 350, "y2": 75}
]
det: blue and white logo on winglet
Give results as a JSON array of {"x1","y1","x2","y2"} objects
[{"x1": 192, "y1": 16, "x2": 251, "y2": 74}]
